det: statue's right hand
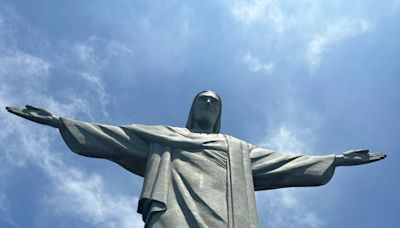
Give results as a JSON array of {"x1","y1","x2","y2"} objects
[{"x1": 6, "y1": 105, "x2": 61, "y2": 128}]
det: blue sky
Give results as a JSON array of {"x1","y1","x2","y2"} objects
[{"x1": 0, "y1": 0, "x2": 399, "y2": 227}]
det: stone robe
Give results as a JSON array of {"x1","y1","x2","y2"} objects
[{"x1": 59, "y1": 118, "x2": 336, "y2": 228}]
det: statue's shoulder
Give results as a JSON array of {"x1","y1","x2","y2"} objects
[
  {"x1": 164, "y1": 125, "x2": 191, "y2": 134},
  {"x1": 121, "y1": 124, "x2": 194, "y2": 142}
]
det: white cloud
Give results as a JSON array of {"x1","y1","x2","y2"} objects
[
  {"x1": 243, "y1": 52, "x2": 274, "y2": 74},
  {"x1": 1, "y1": 87, "x2": 142, "y2": 227},
  {"x1": 0, "y1": 49, "x2": 51, "y2": 80},
  {"x1": 74, "y1": 36, "x2": 134, "y2": 68},
  {"x1": 0, "y1": 192, "x2": 5, "y2": 214},
  {"x1": 0, "y1": 7, "x2": 143, "y2": 227},
  {"x1": 0, "y1": 114, "x2": 143, "y2": 227},
  {"x1": 0, "y1": 192, "x2": 18, "y2": 228},
  {"x1": 257, "y1": 125, "x2": 323, "y2": 228},
  {"x1": 256, "y1": 189, "x2": 323, "y2": 228},
  {"x1": 177, "y1": 4, "x2": 195, "y2": 39},
  {"x1": 259, "y1": 126, "x2": 312, "y2": 153},
  {"x1": 231, "y1": 0, "x2": 289, "y2": 32},
  {"x1": 108, "y1": 40, "x2": 134, "y2": 57},
  {"x1": 76, "y1": 42, "x2": 97, "y2": 66},
  {"x1": 232, "y1": 0, "x2": 269, "y2": 24},
  {"x1": 306, "y1": 18, "x2": 372, "y2": 72},
  {"x1": 80, "y1": 71, "x2": 110, "y2": 116},
  {"x1": 70, "y1": 36, "x2": 136, "y2": 117},
  {"x1": 179, "y1": 19, "x2": 193, "y2": 39},
  {"x1": 41, "y1": 153, "x2": 143, "y2": 228},
  {"x1": 230, "y1": 1, "x2": 379, "y2": 74},
  {"x1": 0, "y1": 64, "x2": 143, "y2": 228},
  {"x1": 393, "y1": 0, "x2": 400, "y2": 12}
]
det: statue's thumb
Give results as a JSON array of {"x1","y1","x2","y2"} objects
[{"x1": 26, "y1": 105, "x2": 37, "y2": 110}]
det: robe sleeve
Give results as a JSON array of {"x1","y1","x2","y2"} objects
[
  {"x1": 59, "y1": 117, "x2": 149, "y2": 176},
  {"x1": 250, "y1": 147, "x2": 336, "y2": 191}
]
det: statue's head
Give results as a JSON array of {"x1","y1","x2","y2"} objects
[{"x1": 186, "y1": 90, "x2": 222, "y2": 133}]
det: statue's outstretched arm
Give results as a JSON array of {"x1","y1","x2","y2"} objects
[
  {"x1": 251, "y1": 147, "x2": 386, "y2": 191},
  {"x1": 334, "y1": 149, "x2": 386, "y2": 167},
  {"x1": 251, "y1": 147, "x2": 337, "y2": 190},
  {"x1": 6, "y1": 105, "x2": 62, "y2": 128},
  {"x1": 6, "y1": 105, "x2": 149, "y2": 176}
]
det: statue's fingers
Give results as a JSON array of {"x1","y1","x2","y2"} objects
[
  {"x1": 6, "y1": 106, "x2": 31, "y2": 119},
  {"x1": 26, "y1": 105, "x2": 52, "y2": 115},
  {"x1": 343, "y1": 149, "x2": 369, "y2": 155},
  {"x1": 26, "y1": 105, "x2": 42, "y2": 111},
  {"x1": 356, "y1": 149, "x2": 369, "y2": 154},
  {"x1": 6, "y1": 106, "x2": 23, "y2": 115},
  {"x1": 374, "y1": 152, "x2": 386, "y2": 157},
  {"x1": 369, "y1": 152, "x2": 385, "y2": 156},
  {"x1": 368, "y1": 153, "x2": 386, "y2": 163},
  {"x1": 343, "y1": 150, "x2": 356, "y2": 155},
  {"x1": 6, "y1": 106, "x2": 17, "y2": 113},
  {"x1": 371, "y1": 153, "x2": 386, "y2": 160}
]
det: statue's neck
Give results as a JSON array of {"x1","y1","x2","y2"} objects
[{"x1": 191, "y1": 119, "x2": 214, "y2": 134}]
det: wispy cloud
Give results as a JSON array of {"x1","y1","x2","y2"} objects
[
  {"x1": 393, "y1": 0, "x2": 400, "y2": 12},
  {"x1": 231, "y1": 0, "x2": 288, "y2": 33},
  {"x1": 0, "y1": 193, "x2": 4, "y2": 212},
  {"x1": 79, "y1": 71, "x2": 110, "y2": 116},
  {"x1": 256, "y1": 189, "x2": 323, "y2": 228},
  {"x1": 0, "y1": 192, "x2": 6, "y2": 218},
  {"x1": 0, "y1": 192, "x2": 18, "y2": 228},
  {"x1": 0, "y1": 50, "x2": 51, "y2": 78},
  {"x1": 74, "y1": 36, "x2": 134, "y2": 68},
  {"x1": 306, "y1": 18, "x2": 371, "y2": 72},
  {"x1": 71, "y1": 36, "x2": 136, "y2": 117},
  {"x1": 0, "y1": 58, "x2": 143, "y2": 227},
  {"x1": 41, "y1": 152, "x2": 142, "y2": 228},
  {"x1": 257, "y1": 125, "x2": 323, "y2": 228},
  {"x1": 1, "y1": 115, "x2": 143, "y2": 228},
  {"x1": 243, "y1": 52, "x2": 274, "y2": 74},
  {"x1": 0, "y1": 6, "x2": 143, "y2": 227},
  {"x1": 259, "y1": 125, "x2": 313, "y2": 153},
  {"x1": 231, "y1": 1, "x2": 377, "y2": 74}
]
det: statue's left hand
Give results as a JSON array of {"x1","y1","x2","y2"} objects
[
  {"x1": 5, "y1": 105, "x2": 61, "y2": 128},
  {"x1": 334, "y1": 149, "x2": 386, "y2": 167}
]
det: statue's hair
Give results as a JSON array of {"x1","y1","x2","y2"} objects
[{"x1": 185, "y1": 90, "x2": 222, "y2": 133}]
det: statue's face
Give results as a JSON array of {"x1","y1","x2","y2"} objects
[{"x1": 193, "y1": 91, "x2": 221, "y2": 125}]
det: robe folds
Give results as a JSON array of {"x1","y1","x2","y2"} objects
[{"x1": 59, "y1": 118, "x2": 336, "y2": 228}]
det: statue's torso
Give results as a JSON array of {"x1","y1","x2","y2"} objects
[{"x1": 144, "y1": 133, "x2": 230, "y2": 228}]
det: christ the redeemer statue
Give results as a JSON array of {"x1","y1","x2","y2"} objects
[{"x1": 6, "y1": 90, "x2": 386, "y2": 228}]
